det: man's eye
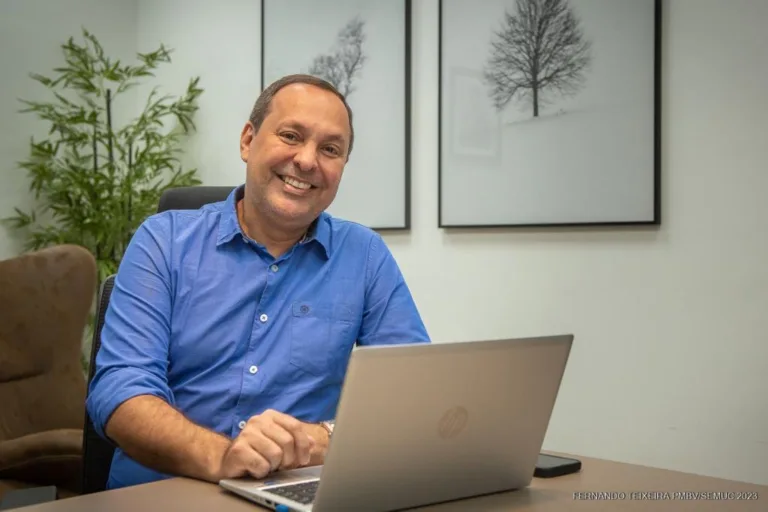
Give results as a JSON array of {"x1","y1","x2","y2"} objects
[
  {"x1": 323, "y1": 146, "x2": 340, "y2": 156},
  {"x1": 280, "y1": 132, "x2": 298, "y2": 141}
]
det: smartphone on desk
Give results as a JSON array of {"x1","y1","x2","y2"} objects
[{"x1": 534, "y1": 453, "x2": 582, "y2": 478}]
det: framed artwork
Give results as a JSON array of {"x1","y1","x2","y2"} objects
[
  {"x1": 438, "y1": 0, "x2": 661, "y2": 228},
  {"x1": 261, "y1": 0, "x2": 412, "y2": 230}
]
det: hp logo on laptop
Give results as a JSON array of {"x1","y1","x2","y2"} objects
[{"x1": 438, "y1": 406, "x2": 468, "y2": 439}]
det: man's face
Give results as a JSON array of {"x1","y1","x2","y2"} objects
[{"x1": 239, "y1": 83, "x2": 351, "y2": 229}]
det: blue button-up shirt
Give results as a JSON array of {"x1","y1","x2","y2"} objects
[{"x1": 86, "y1": 185, "x2": 430, "y2": 489}]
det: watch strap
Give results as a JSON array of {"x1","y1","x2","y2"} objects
[{"x1": 320, "y1": 421, "x2": 335, "y2": 438}]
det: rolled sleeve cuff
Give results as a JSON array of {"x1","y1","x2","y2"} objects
[{"x1": 87, "y1": 367, "x2": 174, "y2": 441}]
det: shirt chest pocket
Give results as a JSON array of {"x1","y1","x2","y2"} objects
[{"x1": 289, "y1": 301, "x2": 358, "y2": 380}]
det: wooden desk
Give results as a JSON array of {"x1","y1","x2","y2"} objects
[{"x1": 18, "y1": 454, "x2": 766, "y2": 511}]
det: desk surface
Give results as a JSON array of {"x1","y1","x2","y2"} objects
[{"x1": 19, "y1": 454, "x2": 766, "y2": 511}]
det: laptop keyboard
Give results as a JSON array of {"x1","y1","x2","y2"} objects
[{"x1": 266, "y1": 480, "x2": 319, "y2": 505}]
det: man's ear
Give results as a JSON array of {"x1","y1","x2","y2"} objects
[{"x1": 240, "y1": 122, "x2": 255, "y2": 162}]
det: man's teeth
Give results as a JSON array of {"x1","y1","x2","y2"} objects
[{"x1": 282, "y1": 176, "x2": 311, "y2": 190}]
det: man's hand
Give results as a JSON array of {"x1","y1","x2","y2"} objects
[{"x1": 216, "y1": 409, "x2": 324, "y2": 480}]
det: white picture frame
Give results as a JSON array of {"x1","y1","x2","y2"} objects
[{"x1": 261, "y1": 0, "x2": 412, "y2": 230}]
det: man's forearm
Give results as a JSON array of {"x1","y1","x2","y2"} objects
[{"x1": 105, "y1": 395, "x2": 231, "y2": 482}]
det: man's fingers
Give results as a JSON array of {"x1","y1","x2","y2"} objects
[
  {"x1": 268, "y1": 410, "x2": 304, "y2": 435},
  {"x1": 241, "y1": 410, "x2": 315, "y2": 471},
  {"x1": 293, "y1": 431, "x2": 314, "y2": 467},
  {"x1": 246, "y1": 429, "x2": 286, "y2": 472},
  {"x1": 261, "y1": 421, "x2": 297, "y2": 470},
  {"x1": 260, "y1": 411, "x2": 314, "y2": 469},
  {"x1": 297, "y1": 434, "x2": 315, "y2": 467},
  {"x1": 281, "y1": 433, "x2": 310, "y2": 470},
  {"x1": 244, "y1": 449, "x2": 273, "y2": 479},
  {"x1": 223, "y1": 439, "x2": 272, "y2": 480},
  {"x1": 270, "y1": 413, "x2": 316, "y2": 465}
]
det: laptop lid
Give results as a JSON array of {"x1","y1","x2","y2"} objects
[{"x1": 310, "y1": 334, "x2": 574, "y2": 511}]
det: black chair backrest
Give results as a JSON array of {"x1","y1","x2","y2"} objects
[
  {"x1": 81, "y1": 275, "x2": 116, "y2": 494},
  {"x1": 81, "y1": 186, "x2": 236, "y2": 493},
  {"x1": 156, "y1": 186, "x2": 234, "y2": 213}
]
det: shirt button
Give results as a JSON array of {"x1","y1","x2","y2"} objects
[
  {"x1": 249, "y1": 365, "x2": 258, "y2": 374},
  {"x1": 270, "y1": 264, "x2": 279, "y2": 272},
  {"x1": 260, "y1": 313, "x2": 268, "y2": 323},
  {"x1": 238, "y1": 420, "x2": 246, "y2": 430}
]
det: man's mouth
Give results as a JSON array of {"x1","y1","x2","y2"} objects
[{"x1": 278, "y1": 175, "x2": 314, "y2": 191}]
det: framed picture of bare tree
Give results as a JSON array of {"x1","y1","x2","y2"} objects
[
  {"x1": 438, "y1": 0, "x2": 661, "y2": 228},
  {"x1": 261, "y1": 0, "x2": 411, "y2": 230}
]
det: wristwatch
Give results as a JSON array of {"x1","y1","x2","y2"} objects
[{"x1": 320, "y1": 420, "x2": 335, "y2": 439}]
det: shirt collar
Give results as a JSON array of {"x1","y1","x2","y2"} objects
[{"x1": 216, "y1": 184, "x2": 331, "y2": 259}]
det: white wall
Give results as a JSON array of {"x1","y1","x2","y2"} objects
[
  {"x1": 1, "y1": 0, "x2": 767, "y2": 486},
  {"x1": 133, "y1": 0, "x2": 261, "y2": 188},
  {"x1": 403, "y1": 0, "x2": 768, "y2": 486}
]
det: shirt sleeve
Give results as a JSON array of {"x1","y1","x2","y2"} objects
[
  {"x1": 86, "y1": 214, "x2": 175, "y2": 440},
  {"x1": 357, "y1": 233, "x2": 431, "y2": 346}
]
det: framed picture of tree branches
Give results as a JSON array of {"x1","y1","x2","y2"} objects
[
  {"x1": 438, "y1": 0, "x2": 661, "y2": 228},
  {"x1": 261, "y1": 0, "x2": 411, "y2": 230}
]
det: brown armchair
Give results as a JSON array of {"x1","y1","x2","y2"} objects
[{"x1": 0, "y1": 245, "x2": 96, "y2": 503}]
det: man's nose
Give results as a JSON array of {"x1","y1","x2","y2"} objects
[{"x1": 293, "y1": 144, "x2": 317, "y2": 172}]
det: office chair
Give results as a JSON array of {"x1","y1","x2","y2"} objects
[
  {"x1": 80, "y1": 186, "x2": 235, "y2": 494},
  {"x1": 80, "y1": 276, "x2": 116, "y2": 495},
  {"x1": 156, "y1": 186, "x2": 235, "y2": 213}
]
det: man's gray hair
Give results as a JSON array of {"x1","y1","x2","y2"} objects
[{"x1": 248, "y1": 74, "x2": 355, "y2": 158}]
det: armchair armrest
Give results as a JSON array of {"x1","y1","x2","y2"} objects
[{"x1": 0, "y1": 429, "x2": 83, "y2": 493}]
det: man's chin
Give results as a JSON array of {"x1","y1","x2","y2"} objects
[{"x1": 264, "y1": 198, "x2": 315, "y2": 224}]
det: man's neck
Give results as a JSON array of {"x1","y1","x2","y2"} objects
[{"x1": 237, "y1": 199, "x2": 308, "y2": 258}]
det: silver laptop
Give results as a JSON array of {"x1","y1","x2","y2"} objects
[{"x1": 220, "y1": 334, "x2": 573, "y2": 511}]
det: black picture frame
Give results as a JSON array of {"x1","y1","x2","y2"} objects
[
  {"x1": 438, "y1": 0, "x2": 661, "y2": 228},
  {"x1": 260, "y1": 0, "x2": 412, "y2": 231}
]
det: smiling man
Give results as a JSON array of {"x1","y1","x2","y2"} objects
[{"x1": 86, "y1": 74, "x2": 430, "y2": 490}]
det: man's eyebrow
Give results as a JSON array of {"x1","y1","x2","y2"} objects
[
  {"x1": 280, "y1": 120, "x2": 304, "y2": 130},
  {"x1": 280, "y1": 121, "x2": 347, "y2": 145},
  {"x1": 323, "y1": 133, "x2": 347, "y2": 144}
]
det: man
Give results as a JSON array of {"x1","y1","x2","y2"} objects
[{"x1": 86, "y1": 74, "x2": 430, "y2": 490}]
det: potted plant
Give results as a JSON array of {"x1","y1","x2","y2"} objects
[{"x1": 3, "y1": 29, "x2": 204, "y2": 369}]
